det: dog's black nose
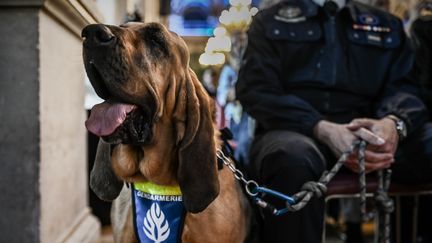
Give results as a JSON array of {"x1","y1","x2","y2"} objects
[{"x1": 82, "y1": 24, "x2": 115, "y2": 45}]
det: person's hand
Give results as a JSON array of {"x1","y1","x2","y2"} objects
[
  {"x1": 313, "y1": 120, "x2": 384, "y2": 158},
  {"x1": 345, "y1": 117, "x2": 399, "y2": 173},
  {"x1": 344, "y1": 149, "x2": 394, "y2": 173},
  {"x1": 347, "y1": 117, "x2": 399, "y2": 154}
]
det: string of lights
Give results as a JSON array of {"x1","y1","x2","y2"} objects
[{"x1": 199, "y1": 0, "x2": 258, "y2": 66}]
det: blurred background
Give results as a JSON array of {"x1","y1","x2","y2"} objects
[{"x1": 0, "y1": 0, "x2": 428, "y2": 242}]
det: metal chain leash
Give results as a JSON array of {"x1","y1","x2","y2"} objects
[
  {"x1": 217, "y1": 139, "x2": 394, "y2": 242},
  {"x1": 216, "y1": 149, "x2": 260, "y2": 197}
]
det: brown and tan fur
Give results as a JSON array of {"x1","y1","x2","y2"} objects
[{"x1": 83, "y1": 22, "x2": 251, "y2": 243}]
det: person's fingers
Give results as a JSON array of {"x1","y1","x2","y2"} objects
[
  {"x1": 364, "y1": 150, "x2": 393, "y2": 163},
  {"x1": 345, "y1": 159, "x2": 394, "y2": 173},
  {"x1": 366, "y1": 144, "x2": 384, "y2": 152},
  {"x1": 347, "y1": 118, "x2": 375, "y2": 130},
  {"x1": 344, "y1": 162, "x2": 360, "y2": 173},
  {"x1": 346, "y1": 154, "x2": 360, "y2": 164},
  {"x1": 364, "y1": 160, "x2": 393, "y2": 173},
  {"x1": 345, "y1": 155, "x2": 394, "y2": 165},
  {"x1": 352, "y1": 128, "x2": 385, "y2": 145}
]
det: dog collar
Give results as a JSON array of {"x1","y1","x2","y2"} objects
[
  {"x1": 132, "y1": 182, "x2": 185, "y2": 243},
  {"x1": 134, "y1": 181, "x2": 182, "y2": 196}
]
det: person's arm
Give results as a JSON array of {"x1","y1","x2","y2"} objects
[
  {"x1": 374, "y1": 19, "x2": 429, "y2": 135},
  {"x1": 344, "y1": 20, "x2": 429, "y2": 172},
  {"x1": 236, "y1": 13, "x2": 323, "y2": 137}
]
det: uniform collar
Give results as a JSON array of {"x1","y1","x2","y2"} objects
[
  {"x1": 277, "y1": 0, "x2": 319, "y2": 18},
  {"x1": 346, "y1": 1, "x2": 369, "y2": 22},
  {"x1": 312, "y1": 0, "x2": 347, "y2": 10},
  {"x1": 277, "y1": 0, "x2": 354, "y2": 18},
  {"x1": 274, "y1": 0, "x2": 365, "y2": 21}
]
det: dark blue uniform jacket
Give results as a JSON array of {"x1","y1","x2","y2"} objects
[{"x1": 236, "y1": 0, "x2": 428, "y2": 138}]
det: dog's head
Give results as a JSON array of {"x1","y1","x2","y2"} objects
[{"x1": 82, "y1": 22, "x2": 219, "y2": 213}]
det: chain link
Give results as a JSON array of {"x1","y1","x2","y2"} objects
[{"x1": 216, "y1": 149, "x2": 258, "y2": 196}]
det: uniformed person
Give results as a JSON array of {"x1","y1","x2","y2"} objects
[{"x1": 236, "y1": 0, "x2": 432, "y2": 242}]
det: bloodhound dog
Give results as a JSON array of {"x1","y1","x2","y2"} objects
[{"x1": 82, "y1": 22, "x2": 252, "y2": 243}]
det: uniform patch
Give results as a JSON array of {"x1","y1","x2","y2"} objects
[
  {"x1": 279, "y1": 6, "x2": 302, "y2": 18},
  {"x1": 358, "y1": 14, "x2": 379, "y2": 25},
  {"x1": 353, "y1": 24, "x2": 391, "y2": 33},
  {"x1": 274, "y1": 6, "x2": 306, "y2": 23},
  {"x1": 367, "y1": 34, "x2": 382, "y2": 43}
]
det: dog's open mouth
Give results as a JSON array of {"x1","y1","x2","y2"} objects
[
  {"x1": 84, "y1": 61, "x2": 152, "y2": 145},
  {"x1": 86, "y1": 101, "x2": 151, "y2": 145},
  {"x1": 86, "y1": 101, "x2": 137, "y2": 137}
]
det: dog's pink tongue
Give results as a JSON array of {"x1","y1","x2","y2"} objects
[{"x1": 85, "y1": 102, "x2": 137, "y2": 136}]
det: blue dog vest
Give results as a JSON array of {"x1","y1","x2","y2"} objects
[{"x1": 132, "y1": 182, "x2": 186, "y2": 243}]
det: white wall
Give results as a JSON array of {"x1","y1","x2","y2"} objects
[{"x1": 39, "y1": 10, "x2": 99, "y2": 243}]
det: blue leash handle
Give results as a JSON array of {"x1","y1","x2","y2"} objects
[
  {"x1": 254, "y1": 187, "x2": 296, "y2": 205},
  {"x1": 252, "y1": 186, "x2": 296, "y2": 216}
]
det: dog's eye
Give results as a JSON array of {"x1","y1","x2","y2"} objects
[{"x1": 141, "y1": 25, "x2": 169, "y2": 58}]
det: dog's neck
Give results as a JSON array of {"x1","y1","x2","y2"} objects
[{"x1": 111, "y1": 144, "x2": 178, "y2": 185}]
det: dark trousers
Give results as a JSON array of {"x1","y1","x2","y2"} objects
[{"x1": 249, "y1": 124, "x2": 432, "y2": 243}]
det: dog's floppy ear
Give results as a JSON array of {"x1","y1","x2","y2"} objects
[
  {"x1": 175, "y1": 68, "x2": 219, "y2": 213},
  {"x1": 90, "y1": 139, "x2": 123, "y2": 201}
]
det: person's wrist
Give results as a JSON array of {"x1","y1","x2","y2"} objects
[
  {"x1": 314, "y1": 120, "x2": 331, "y2": 142},
  {"x1": 384, "y1": 115, "x2": 407, "y2": 141},
  {"x1": 383, "y1": 116, "x2": 399, "y2": 139}
]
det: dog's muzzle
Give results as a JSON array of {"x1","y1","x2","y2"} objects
[
  {"x1": 82, "y1": 24, "x2": 116, "y2": 48},
  {"x1": 82, "y1": 24, "x2": 153, "y2": 145}
]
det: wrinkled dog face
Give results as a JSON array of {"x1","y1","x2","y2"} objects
[
  {"x1": 83, "y1": 23, "x2": 221, "y2": 212},
  {"x1": 82, "y1": 22, "x2": 189, "y2": 145}
]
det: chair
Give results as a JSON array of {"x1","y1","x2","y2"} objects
[{"x1": 323, "y1": 173, "x2": 432, "y2": 243}]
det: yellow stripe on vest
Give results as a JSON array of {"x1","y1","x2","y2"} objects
[{"x1": 134, "y1": 181, "x2": 182, "y2": 196}]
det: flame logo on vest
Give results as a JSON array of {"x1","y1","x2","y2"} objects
[{"x1": 143, "y1": 203, "x2": 170, "y2": 243}]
